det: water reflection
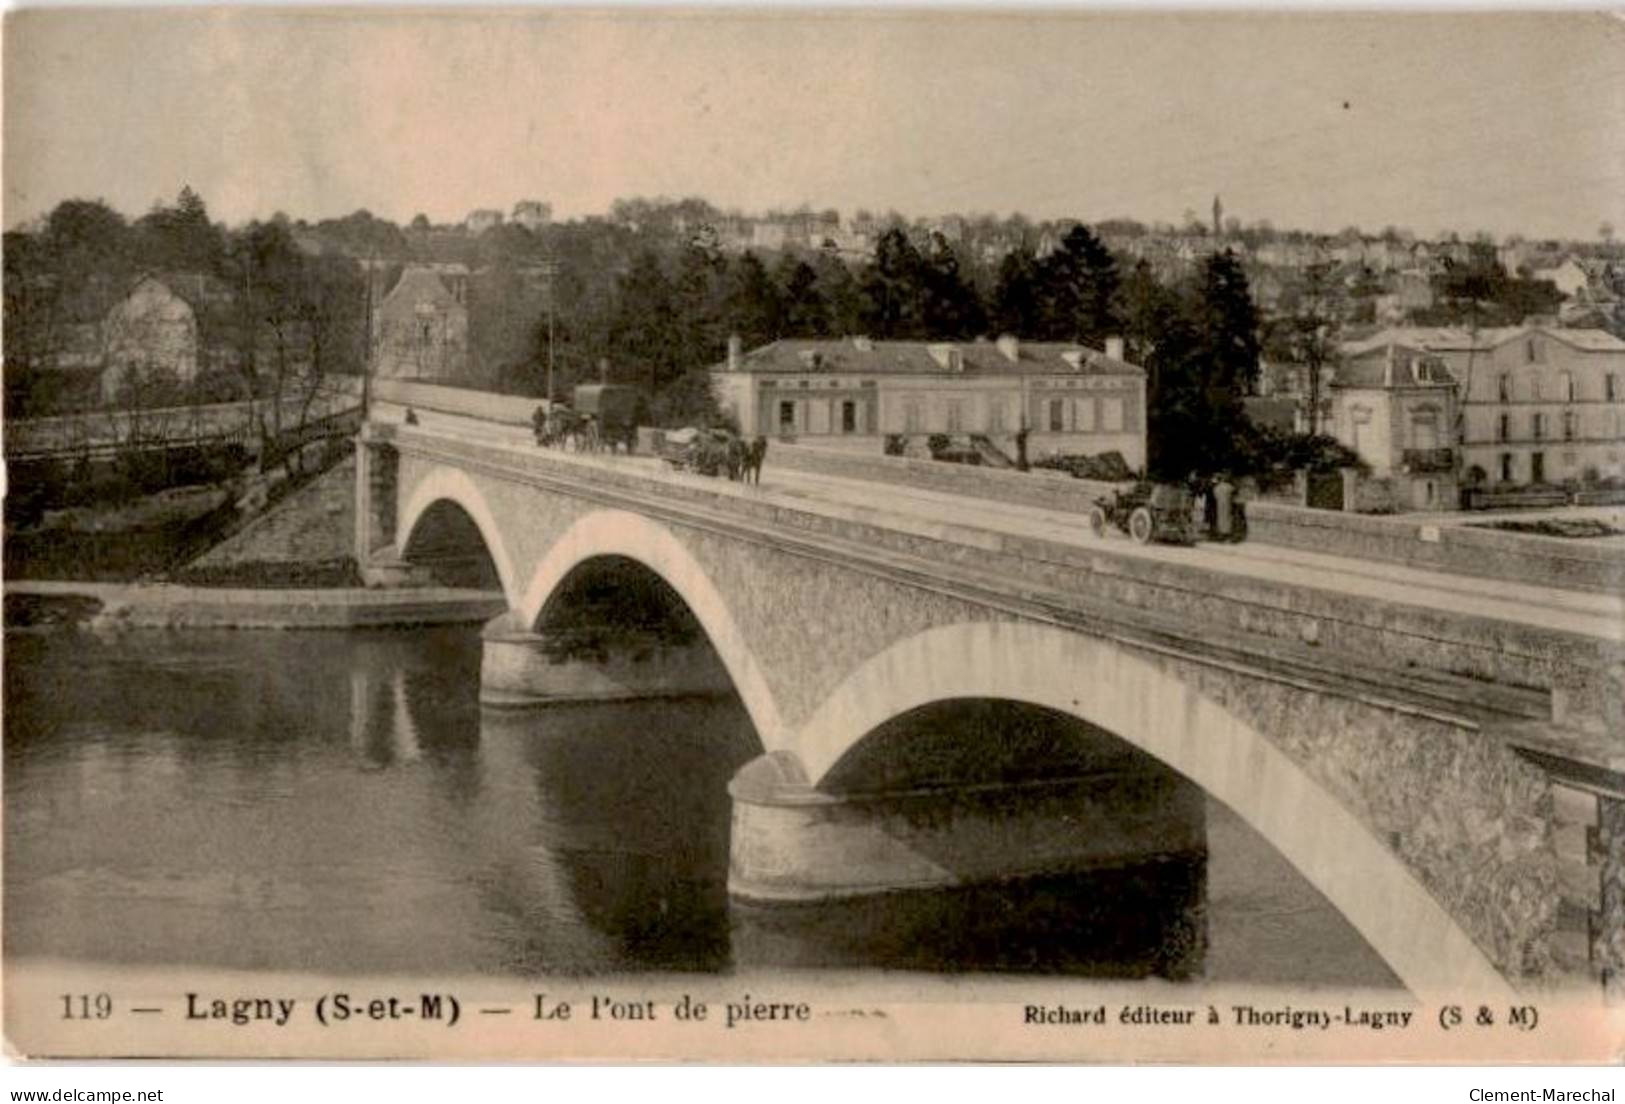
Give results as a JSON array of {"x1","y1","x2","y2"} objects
[{"x1": 4, "y1": 625, "x2": 1399, "y2": 988}]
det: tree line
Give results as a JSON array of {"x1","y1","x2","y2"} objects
[
  {"x1": 549, "y1": 222, "x2": 1269, "y2": 479},
  {"x1": 4, "y1": 188, "x2": 368, "y2": 421},
  {"x1": 7, "y1": 188, "x2": 1315, "y2": 479}
]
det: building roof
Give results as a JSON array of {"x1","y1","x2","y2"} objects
[
  {"x1": 1333, "y1": 347, "x2": 1459, "y2": 390},
  {"x1": 718, "y1": 337, "x2": 1145, "y2": 378},
  {"x1": 381, "y1": 265, "x2": 460, "y2": 310},
  {"x1": 1342, "y1": 324, "x2": 1625, "y2": 358}
]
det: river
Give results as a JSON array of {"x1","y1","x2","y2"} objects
[{"x1": 3, "y1": 625, "x2": 1399, "y2": 989}]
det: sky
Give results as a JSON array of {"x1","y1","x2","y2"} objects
[{"x1": 4, "y1": 8, "x2": 1623, "y2": 241}]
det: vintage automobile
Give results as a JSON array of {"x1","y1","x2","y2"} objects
[{"x1": 1088, "y1": 481, "x2": 1198, "y2": 545}]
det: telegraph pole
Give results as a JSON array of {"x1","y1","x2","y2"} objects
[
  {"x1": 361, "y1": 257, "x2": 374, "y2": 417},
  {"x1": 542, "y1": 257, "x2": 559, "y2": 406}
]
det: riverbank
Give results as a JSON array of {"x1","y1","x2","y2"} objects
[{"x1": 4, "y1": 580, "x2": 506, "y2": 630}]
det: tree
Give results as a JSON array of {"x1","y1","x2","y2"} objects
[
  {"x1": 990, "y1": 245, "x2": 1044, "y2": 337},
  {"x1": 1037, "y1": 224, "x2": 1119, "y2": 345},
  {"x1": 669, "y1": 240, "x2": 727, "y2": 372},
  {"x1": 1113, "y1": 259, "x2": 1177, "y2": 367},
  {"x1": 918, "y1": 232, "x2": 985, "y2": 338},
  {"x1": 776, "y1": 256, "x2": 828, "y2": 336},
  {"x1": 137, "y1": 185, "x2": 223, "y2": 273},
  {"x1": 1192, "y1": 248, "x2": 1261, "y2": 402},
  {"x1": 1142, "y1": 249, "x2": 1259, "y2": 480},
  {"x1": 719, "y1": 251, "x2": 783, "y2": 348},
  {"x1": 813, "y1": 244, "x2": 865, "y2": 336},
  {"x1": 860, "y1": 228, "x2": 927, "y2": 338},
  {"x1": 468, "y1": 261, "x2": 545, "y2": 393},
  {"x1": 609, "y1": 249, "x2": 682, "y2": 397},
  {"x1": 1276, "y1": 259, "x2": 1341, "y2": 435}
]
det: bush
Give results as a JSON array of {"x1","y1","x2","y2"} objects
[
  {"x1": 1234, "y1": 422, "x2": 1367, "y2": 480},
  {"x1": 927, "y1": 434, "x2": 951, "y2": 456},
  {"x1": 883, "y1": 434, "x2": 907, "y2": 457},
  {"x1": 1030, "y1": 451, "x2": 1134, "y2": 481}
]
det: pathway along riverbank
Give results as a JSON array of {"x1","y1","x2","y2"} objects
[{"x1": 4, "y1": 580, "x2": 505, "y2": 631}]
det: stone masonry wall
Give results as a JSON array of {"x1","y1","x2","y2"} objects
[{"x1": 193, "y1": 456, "x2": 356, "y2": 567}]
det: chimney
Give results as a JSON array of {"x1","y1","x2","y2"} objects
[
  {"x1": 927, "y1": 343, "x2": 961, "y2": 371},
  {"x1": 996, "y1": 334, "x2": 1020, "y2": 363},
  {"x1": 1060, "y1": 350, "x2": 1085, "y2": 370},
  {"x1": 727, "y1": 334, "x2": 741, "y2": 372},
  {"x1": 1105, "y1": 335, "x2": 1125, "y2": 362}
]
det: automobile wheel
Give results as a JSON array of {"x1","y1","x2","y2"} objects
[
  {"x1": 1088, "y1": 507, "x2": 1107, "y2": 538},
  {"x1": 1129, "y1": 507, "x2": 1154, "y2": 544}
]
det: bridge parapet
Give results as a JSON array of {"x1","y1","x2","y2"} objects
[{"x1": 375, "y1": 423, "x2": 1617, "y2": 729}]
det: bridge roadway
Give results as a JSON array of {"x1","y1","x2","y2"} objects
[{"x1": 374, "y1": 400, "x2": 1622, "y2": 648}]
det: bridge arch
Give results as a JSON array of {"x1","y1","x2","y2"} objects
[
  {"x1": 792, "y1": 620, "x2": 1511, "y2": 1001},
  {"x1": 517, "y1": 508, "x2": 788, "y2": 750},
  {"x1": 399, "y1": 466, "x2": 520, "y2": 604}
]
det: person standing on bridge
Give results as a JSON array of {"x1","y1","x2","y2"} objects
[{"x1": 1213, "y1": 472, "x2": 1236, "y2": 541}]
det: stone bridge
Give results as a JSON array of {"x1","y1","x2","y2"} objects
[{"x1": 355, "y1": 407, "x2": 1624, "y2": 1000}]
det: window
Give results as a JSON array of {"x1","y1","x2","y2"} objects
[
  {"x1": 1074, "y1": 397, "x2": 1096, "y2": 431},
  {"x1": 945, "y1": 400, "x2": 964, "y2": 432},
  {"x1": 841, "y1": 400, "x2": 857, "y2": 434},
  {"x1": 1048, "y1": 398, "x2": 1065, "y2": 432},
  {"x1": 1100, "y1": 398, "x2": 1124, "y2": 433},
  {"x1": 1609, "y1": 374, "x2": 1619, "y2": 403},
  {"x1": 1498, "y1": 374, "x2": 1511, "y2": 402},
  {"x1": 1411, "y1": 409, "x2": 1440, "y2": 449},
  {"x1": 1496, "y1": 413, "x2": 1510, "y2": 442},
  {"x1": 1563, "y1": 411, "x2": 1577, "y2": 441},
  {"x1": 903, "y1": 400, "x2": 923, "y2": 433},
  {"x1": 1531, "y1": 452, "x2": 1546, "y2": 484},
  {"x1": 1500, "y1": 452, "x2": 1514, "y2": 483},
  {"x1": 987, "y1": 398, "x2": 1006, "y2": 434},
  {"x1": 1532, "y1": 412, "x2": 1545, "y2": 440},
  {"x1": 779, "y1": 401, "x2": 796, "y2": 431},
  {"x1": 1526, "y1": 338, "x2": 1541, "y2": 364},
  {"x1": 1350, "y1": 405, "x2": 1372, "y2": 455},
  {"x1": 1561, "y1": 371, "x2": 1574, "y2": 402}
]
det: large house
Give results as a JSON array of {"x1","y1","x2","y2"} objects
[
  {"x1": 1326, "y1": 343, "x2": 1461, "y2": 511},
  {"x1": 712, "y1": 335, "x2": 1147, "y2": 470},
  {"x1": 371, "y1": 265, "x2": 469, "y2": 382},
  {"x1": 1340, "y1": 325, "x2": 1625, "y2": 488}
]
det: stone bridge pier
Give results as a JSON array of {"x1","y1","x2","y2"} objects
[{"x1": 357, "y1": 420, "x2": 1625, "y2": 998}]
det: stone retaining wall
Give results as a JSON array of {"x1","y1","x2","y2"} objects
[{"x1": 1247, "y1": 500, "x2": 1625, "y2": 595}]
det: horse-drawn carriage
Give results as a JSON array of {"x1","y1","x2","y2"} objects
[
  {"x1": 1088, "y1": 482, "x2": 1198, "y2": 545},
  {"x1": 655, "y1": 427, "x2": 731, "y2": 475},
  {"x1": 574, "y1": 384, "x2": 644, "y2": 454},
  {"x1": 533, "y1": 385, "x2": 647, "y2": 454},
  {"x1": 653, "y1": 427, "x2": 768, "y2": 483}
]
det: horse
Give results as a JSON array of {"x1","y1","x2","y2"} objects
[
  {"x1": 724, "y1": 436, "x2": 748, "y2": 481},
  {"x1": 741, "y1": 435, "x2": 768, "y2": 485}
]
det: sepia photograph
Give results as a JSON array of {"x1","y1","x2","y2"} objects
[{"x1": 2, "y1": 5, "x2": 1622, "y2": 1067}]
